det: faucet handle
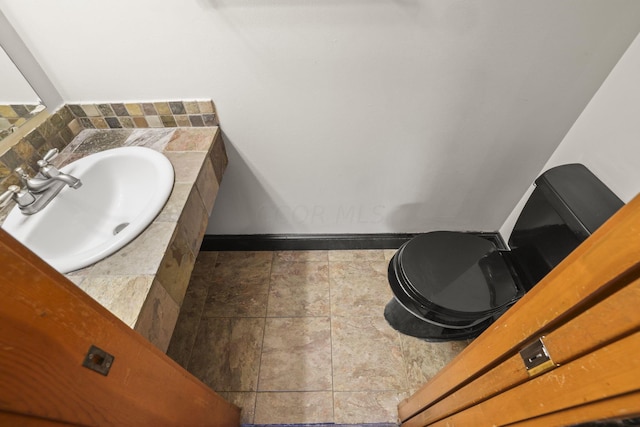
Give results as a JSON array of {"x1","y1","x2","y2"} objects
[
  {"x1": 0, "y1": 184, "x2": 36, "y2": 208},
  {"x1": 0, "y1": 185, "x2": 20, "y2": 207},
  {"x1": 37, "y1": 148, "x2": 59, "y2": 168},
  {"x1": 14, "y1": 167, "x2": 31, "y2": 185},
  {"x1": 43, "y1": 148, "x2": 59, "y2": 163}
]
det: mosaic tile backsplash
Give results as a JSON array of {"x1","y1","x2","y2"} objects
[
  {"x1": 67, "y1": 101, "x2": 218, "y2": 130},
  {"x1": 0, "y1": 100, "x2": 218, "y2": 190}
]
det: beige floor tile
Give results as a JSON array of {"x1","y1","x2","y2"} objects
[
  {"x1": 254, "y1": 391, "x2": 334, "y2": 424},
  {"x1": 259, "y1": 317, "x2": 332, "y2": 391},
  {"x1": 384, "y1": 249, "x2": 398, "y2": 261},
  {"x1": 332, "y1": 316, "x2": 408, "y2": 392},
  {"x1": 188, "y1": 317, "x2": 264, "y2": 392},
  {"x1": 328, "y1": 249, "x2": 385, "y2": 262},
  {"x1": 165, "y1": 312, "x2": 199, "y2": 368},
  {"x1": 223, "y1": 392, "x2": 256, "y2": 425},
  {"x1": 401, "y1": 334, "x2": 469, "y2": 393},
  {"x1": 202, "y1": 278, "x2": 270, "y2": 317},
  {"x1": 210, "y1": 251, "x2": 273, "y2": 282},
  {"x1": 216, "y1": 250, "x2": 273, "y2": 265},
  {"x1": 275, "y1": 250, "x2": 328, "y2": 263},
  {"x1": 190, "y1": 251, "x2": 219, "y2": 278},
  {"x1": 334, "y1": 390, "x2": 406, "y2": 424},
  {"x1": 168, "y1": 249, "x2": 468, "y2": 425},
  {"x1": 330, "y1": 261, "x2": 393, "y2": 317},
  {"x1": 267, "y1": 261, "x2": 330, "y2": 317},
  {"x1": 201, "y1": 252, "x2": 272, "y2": 317}
]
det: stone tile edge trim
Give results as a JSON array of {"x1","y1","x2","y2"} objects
[
  {"x1": 67, "y1": 100, "x2": 219, "y2": 131},
  {"x1": 0, "y1": 100, "x2": 219, "y2": 216}
]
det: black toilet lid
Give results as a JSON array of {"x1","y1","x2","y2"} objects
[{"x1": 397, "y1": 231, "x2": 522, "y2": 316}]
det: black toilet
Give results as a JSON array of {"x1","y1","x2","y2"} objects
[{"x1": 385, "y1": 164, "x2": 624, "y2": 342}]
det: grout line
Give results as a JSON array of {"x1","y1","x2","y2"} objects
[
  {"x1": 395, "y1": 331, "x2": 412, "y2": 402},
  {"x1": 199, "y1": 315, "x2": 271, "y2": 319},
  {"x1": 249, "y1": 388, "x2": 334, "y2": 393},
  {"x1": 328, "y1": 254, "x2": 336, "y2": 422},
  {"x1": 181, "y1": 299, "x2": 204, "y2": 372},
  {"x1": 253, "y1": 251, "x2": 275, "y2": 419}
]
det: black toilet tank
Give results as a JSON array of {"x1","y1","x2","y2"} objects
[{"x1": 507, "y1": 163, "x2": 624, "y2": 290}]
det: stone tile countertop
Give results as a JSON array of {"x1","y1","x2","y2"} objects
[{"x1": 1, "y1": 127, "x2": 226, "y2": 351}]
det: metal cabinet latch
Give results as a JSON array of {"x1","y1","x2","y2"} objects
[
  {"x1": 519, "y1": 337, "x2": 557, "y2": 377},
  {"x1": 82, "y1": 345, "x2": 115, "y2": 376}
]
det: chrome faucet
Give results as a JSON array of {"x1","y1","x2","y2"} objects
[
  {"x1": 19, "y1": 148, "x2": 83, "y2": 193},
  {"x1": 2, "y1": 149, "x2": 83, "y2": 215},
  {"x1": 17, "y1": 167, "x2": 82, "y2": 192}
]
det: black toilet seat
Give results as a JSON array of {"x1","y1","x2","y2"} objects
[
  {"x1": 389, "y1": 254, "x2": 491, "y2": 329},
  {"x1": 389, "y1": 231, "x2": 525, "y2": 329},
  {"x1": 383, "y1": 297, "x2": 494, "y2": 342},
  {"x1": 385, "y1": 165, "x2": 624, "y2": 342}
]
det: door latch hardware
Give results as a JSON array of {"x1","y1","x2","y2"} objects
[
  {"x1": 82, "y1": 345, "x2": 114, "y2": 376},
  {"x1": 519, "y1": 337, "x2": 557, "y2": 377}
]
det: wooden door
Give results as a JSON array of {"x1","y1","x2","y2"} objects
[
  {"x1": 0, "y1": 229, "x2": 240, "y2": 426},
  {"x1": 399, "y1": 195, "x2": 640, "y2": 426}
]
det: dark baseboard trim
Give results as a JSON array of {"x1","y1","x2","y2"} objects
[{"x1": 200, "y1": 232, "x2": 506, "y2": 251}]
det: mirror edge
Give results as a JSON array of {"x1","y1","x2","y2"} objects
[{"x1": 0, "y1": 9, "x2": 63, "y2": 111}]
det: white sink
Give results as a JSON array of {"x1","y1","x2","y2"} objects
[{"x1": 2, "y1": 146, "x2": 174, "y2": 273}]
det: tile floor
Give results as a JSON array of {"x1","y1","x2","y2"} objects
[{"x1": 166, "y1": 249, "x2": 469, "y2": 425}]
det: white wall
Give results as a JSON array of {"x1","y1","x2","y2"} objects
[
  {"x1": 500, "y1": 31, "x2": 640, "y2": 241},
  {"x1": 1, "y1": 1, "x2": 639, "y2": 235}
]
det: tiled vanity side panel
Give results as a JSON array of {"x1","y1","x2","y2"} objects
[
  {"x1": 157, "y1": 221, "x2": 198, "y2": 308},
  {"x1": 137, "y1": 127, "x2": 225, "y2": 351},
  {"x1": 192, "y1": 129, "x2": 226, "y2": 248},
  {"x1": 196, "y1": 155, "x2": 219, "y2": 217},
  {"x1": 135, "y1": 276, "x2": 181, "y2": 353},
  {"x1": 195, "y1": 130, "x2": 226, "y2": 216},
  {"x1": 180, "y1": 185, "x2": 210, "y2": 257},
  {"x1": 139, "y1": 186, "x2": 208, "y2": 350},
  {"x1": 210, "y1": 130, "x2": 228, "y2": 185},
  {"x1": 149, "y1": 158, "x2": 221, "y2": 339}
]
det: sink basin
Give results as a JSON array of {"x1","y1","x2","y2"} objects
[{"x1": 2, "y1": 146, "x2": 174, "y2": 273}]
